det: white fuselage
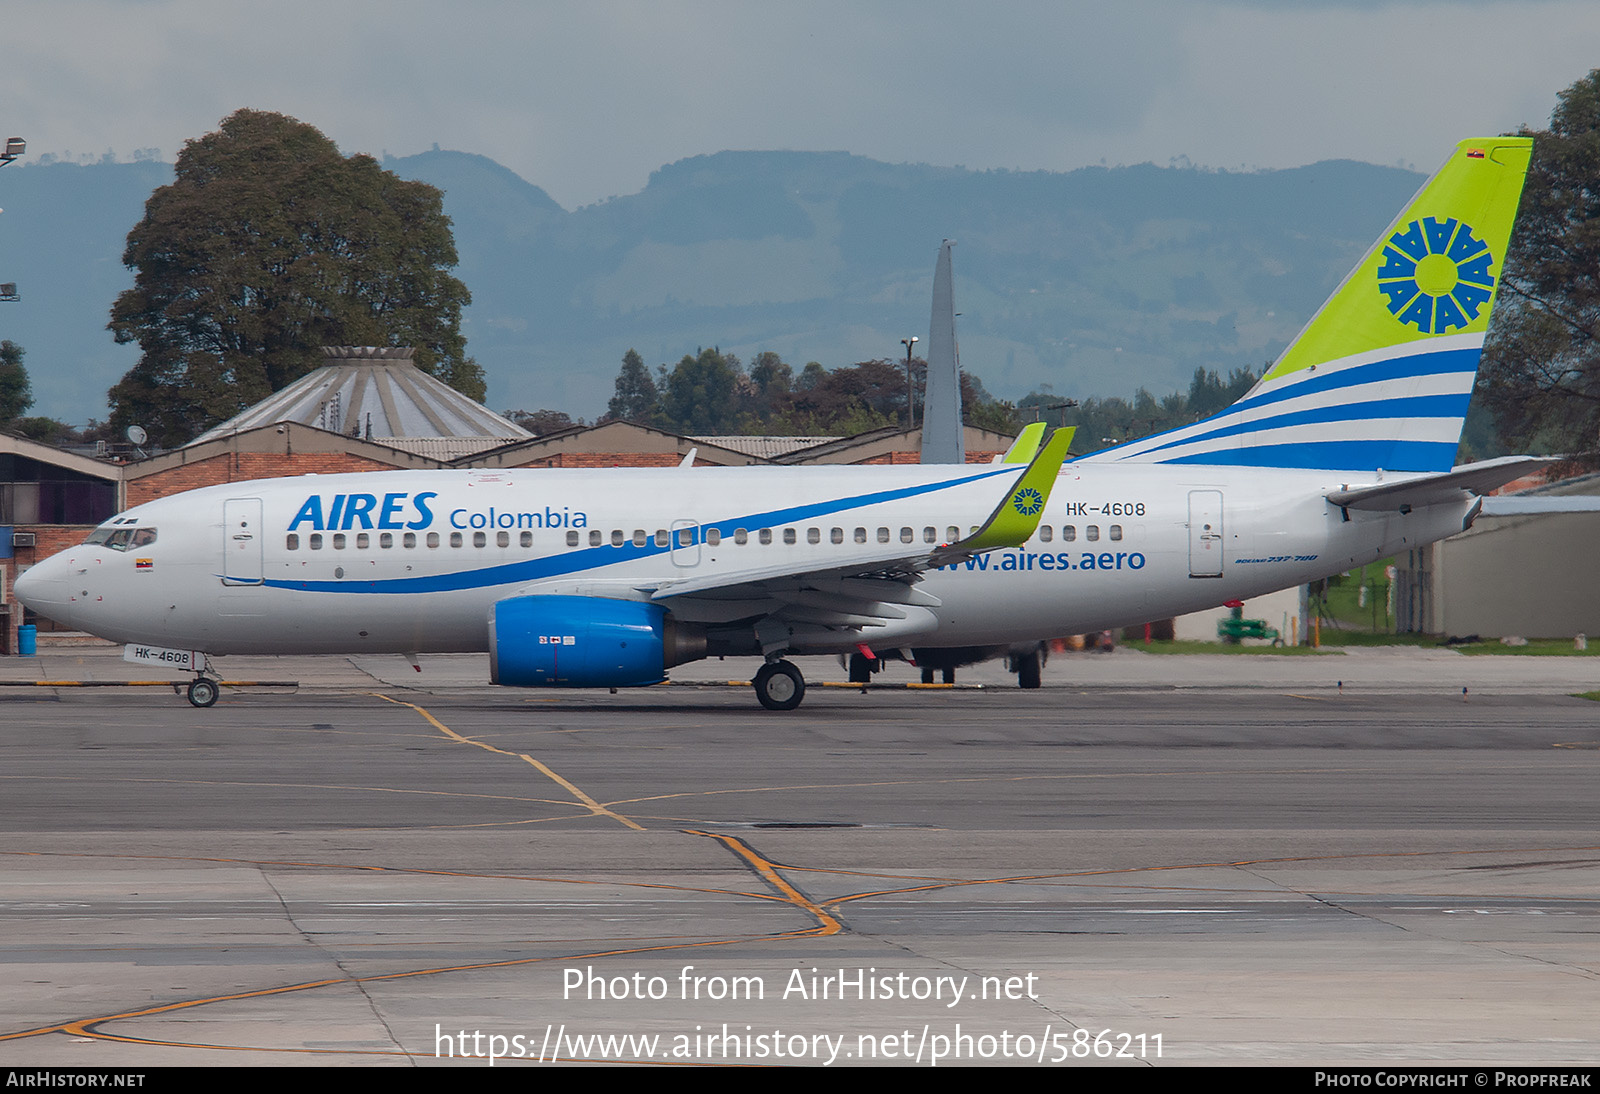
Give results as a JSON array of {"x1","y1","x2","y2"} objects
[{"x1": 16, "y1": 462, "x2": 1471, "y2": 659}]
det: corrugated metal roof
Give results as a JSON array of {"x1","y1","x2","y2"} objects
[
  {"x1": 188, "y1": 347, "x2": 532, "y2": 447},
  {"x1": 372, "y1": 436, "x2": 518, "y2": 460},
  {"x1": 692, "y1": 435, "x2": 840, "y2": 458}
]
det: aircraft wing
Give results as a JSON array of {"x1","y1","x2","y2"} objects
[
  {"x1": 1325, "y1": 456, "x2": 1558, "y2": 512},
  {"x1": 644, "y1": 428, "x2": 1074, "y2": 647}
]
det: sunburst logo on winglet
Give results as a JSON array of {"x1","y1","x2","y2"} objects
[
  {"x1": 1377, "y1": 216, "x2": 1496, "y2": 334},
  {"x1": 1012, "y1": 487, "x2": 1044, "y2": 516}
]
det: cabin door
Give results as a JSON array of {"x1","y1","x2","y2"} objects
[
  {"x1": 1187, "y1": 490, "x2": 1224, "y2": 578},
  {"x1": 222, "y1": 498, "x2": 264, "y2": 585}
]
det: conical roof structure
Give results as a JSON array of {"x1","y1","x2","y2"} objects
[{"x1": 187, "y1": 347, "x2": 531, "y2": 455}]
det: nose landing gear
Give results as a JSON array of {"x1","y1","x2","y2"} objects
[
  {"x1": 182, "y1": 654, "x2": 221, "y2": 708},
  {"x1": 186, "y1": 676, "x2": 219, "y2": 708}
]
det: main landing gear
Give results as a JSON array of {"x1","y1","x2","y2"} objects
[
  {"x1": 1009, "y1": 645, "x2": 1043, "y2": 689},
  {"x1": 754, "y1": 659, "x2": 806, "y2": 711}
]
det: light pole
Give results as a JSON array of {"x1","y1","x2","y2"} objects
[
  {"x1": 901, "y1": 336, "x2": 918, "y2": 430},
  {"x1": 0, "y1": 138, "x2": 20, "y2": 303}
]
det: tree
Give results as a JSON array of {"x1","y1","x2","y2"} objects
[
  {"x1": 0, "y1": 340, "x2": 33, "y2": 422},
  {"x1": 505, "y1": 408, "x2": 582, "y2": 436},
  {"x1": 1479, "y1": 71, "x2": 1600, "y2": 456},
  {"x1": 107, "y1": 109, "x2": 480, "y2": 446},
  {"x1": 657, "y1": 348, "x2": 746, "y2": 434},
  {"x1": 603, "y1": 348, "x2": 659, "y2": 422}
]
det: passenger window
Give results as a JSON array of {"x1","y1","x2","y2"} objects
[
  {"x1": 333, "y1": 533, "x2": 346, "y2": 550},
  {"x1": 1063, "y1": 525, "x2": 1076, "y2": 542},
  {"x1": 499, "y1": 531, "x2": 511, "y2": 548},
  {"x1": 1109, "y1": 524, "x2": 1122, "y2": 541},
  {"x1": 900, "y1": 527, "x2": 913, "y2": 543},
  {"x1": 1038, "y1": 525, "x2": 1053, "y2": 542},
  {"x1": 678, "y1": 528, "x2": 694, "y2": 547},
  {"x1": 564, "y1": 530, "x2": 578, "y2": 547},
  {"x1": 403, "y1": 532, "x2": 416, "y2": 548},
  {"x1": 427, "y1": 532, "x2": 440, "y2": 548},
  {"x1": 611, "y1": 529, "x2": 624, "y2": 547},
  {"x1": 633, "y1": 530, "x2": 647, "y2": 547},
  {"x1": 356, "y1": 533, "x2": 370, "y2": 549},
  {"x1": 380, "y1": 533, "x2": 394, "y2": 548},
  {"x1": 1087, "y1": 525, "x2": 1099, "y2": 542},
  {"x1": 735, "y1": 528, "x2": 748, "y2": 545},
  {"x1": 286, "y1": 534, "x2": 299, "y2": 550},
  {"x1": 522, "y1": 531, "x2": 534, "y2": 548},
  {"x1": 877, "y1": 527, "x2": 890, "y2": 543},
  {"x1": 947, "y1": 526, "x2": 960, "y2": 542},
  {"x1": 855, "y1": 527, "x2": 867, "y2": 544},
  {"x1": 923, "y1": 526, "x2": 936, "y2": 543},
  {"x1": 807, "y1": 528, "x2": 820, "y2": 544},
  {"x1": 450, "y1": 532, "x2": 463, "y2": 548},
  {"x1": 310, "y1": 534, "x2": 323, "y2": 550},
  {"x1": 831, "y1": 528, "x2": 844, "y2": 544},
  {"x1": 473, "y1": 531, "x2": 487, "y2": 548},
  {"x1": 783, "y1": 528, "x2": 797, "y2": 545},
  {"x1": 589, "y1": 530, "x2": 602, "y2": 546},
  {"x1": 706, "y1": 528, "x2": 721, "y2": 546},
  {"x1": 759, "y1": 529, "x2": 773, "y2": 545}
]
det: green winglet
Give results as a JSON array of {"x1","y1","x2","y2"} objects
[
  {"x1": 954, "y1": 426, "x2": 1074, "y2": 553},
  {"x1": 1000, "y1": 421, "x2": 1047, "y2": 463}
]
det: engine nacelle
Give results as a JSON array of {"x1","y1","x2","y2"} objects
[{"x1": 488, "y1": 595, "x2": 705, "y2": 688}]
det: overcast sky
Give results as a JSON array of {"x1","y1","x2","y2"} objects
[{"x1": 5, "y1": 1, "x2": 1597, "y2": 208}]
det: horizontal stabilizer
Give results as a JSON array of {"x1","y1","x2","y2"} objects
[{"x1": 1325, "y1": 456, "x2": 1558, "y2": 511}]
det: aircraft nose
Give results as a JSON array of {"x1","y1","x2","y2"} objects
[{"x1": 13, "y1": 557, "x2": 73, "y2": 624}]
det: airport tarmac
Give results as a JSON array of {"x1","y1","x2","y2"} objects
[{"x1": 1, "y1": 645, "x2": 1598, "y2": 1066}]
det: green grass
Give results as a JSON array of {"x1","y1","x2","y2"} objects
[
  {"x1": 1314, "y1": 560, "x2": 1400, "y2": 636},
  {"x1": 1311, "y1": 630, "x2": 1436, "y2": 648},
  {"x1": 1133, "y1": 634, "x2": 1599, "y2": 656},
  {"x1": 1132, "y1": 639, "x2": 1332, "y2": 656},
  {"x1": 1451, "y1": 638, "x2": 1600, "y2": 656}
]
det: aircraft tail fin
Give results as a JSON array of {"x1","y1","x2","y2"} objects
[{"x1": 1083, "y1": 138, "x2": 1532, "y2": 473}]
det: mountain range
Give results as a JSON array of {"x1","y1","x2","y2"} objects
[{"x1": 0, "y1": 147, "x2": 1425, "y2": 426}]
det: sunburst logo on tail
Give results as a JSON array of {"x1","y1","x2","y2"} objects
[{"x1": 1377, "y1": 216, "x2": 1497, "y2": 335}]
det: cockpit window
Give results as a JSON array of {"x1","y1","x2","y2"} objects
[{"x1": 84, "y1": 526, "x2": 157, "y2": 551}]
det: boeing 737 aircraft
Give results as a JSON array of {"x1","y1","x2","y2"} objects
[{"x1": 15, "y1": 137, "x2": 1538, "y2": 710}]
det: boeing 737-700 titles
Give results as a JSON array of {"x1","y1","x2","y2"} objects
[{"x1": 16, "y1": 138, "x2": 1539, "y2": 710}]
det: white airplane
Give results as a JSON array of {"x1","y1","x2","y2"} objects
[{"x1": 16, "y1": 137, "x2": 1539, "y2": 711}]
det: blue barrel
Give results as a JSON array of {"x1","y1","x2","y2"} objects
[{"x1": 17, "y1": 624, "x2": 35, "y2": 657}]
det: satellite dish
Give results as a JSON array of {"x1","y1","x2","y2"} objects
[{"x1": 126, "y1": 425, "x2": 148, "y2": 446}]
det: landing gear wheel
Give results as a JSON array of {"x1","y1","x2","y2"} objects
[
  {"x1": 754, "y1": 660, "x2": 806, "y2": 711},
  {"x1": 848, "y1": 652, "x2": 875, "y2": 684},
  {"x1": 1015, "y1": 649, "x2": 1042, "y2": 690},
  {"x1": 187, "y1": 677, "x2": 219, "y2": 708}
]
